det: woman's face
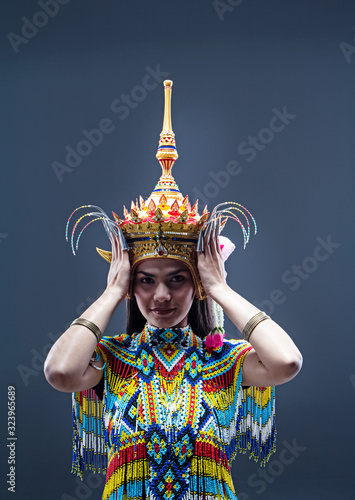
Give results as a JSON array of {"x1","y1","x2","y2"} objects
[{"x1": 133, "y1": 258, "x2": 195, "y2": 329}]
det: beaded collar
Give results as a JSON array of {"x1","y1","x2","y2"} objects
[{"x1": 145, "y1": 323, "x2": 191, "y2": 348}]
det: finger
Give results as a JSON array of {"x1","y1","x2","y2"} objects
[
  {"x1": 211, "y1": 230, "x2": 222, "y2": 258},
  {"x1": 115, "y1": 229, "x2": 121, "y2": 255},
  {"x1": 212, "y1": 234, "x2": 222, "y2": 258},
  {"x1": 207, "y1": 223, "x2": 220, "y2": 256},
  {"x1": 119, "y1": 228, "x2": 129, "y2": 251},
  {"x1": 216, "y1": 216, "x2": 221, "y2": 237},
  {"x1": 214, "y1": 219, "x2": 222, "y2": 256},
  {"x1": 203, "y1": 230, "x2": 212, "y2": 258},
  {"x1": 111, "y1": 232, "x2": 119, "y2": 265},
  {"x1": 211, "y1": 242, "x2": 222, "y2": 268},
  {"x1": 196, "y1": 228, "x2": 205, "y2": 253},
  {"x1": 206, "y1": 221, "x2": 214, "y2": 245},
  {"x1": 116, "y1": 232, "x2": 123, "y2": 266},
  {"x1": 209, "y1": 233, "x2": 218, "y2": 258},
  {"x1": 216, "y1": 232, "x2": 223, "y2": 256}
]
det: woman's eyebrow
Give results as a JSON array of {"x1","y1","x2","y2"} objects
[
  {"x1": 168, "y1": 269, "x2": 189, "y2": 276},
  {"x1": 136, "y1": 269, "x2": 188, "y2": 277},
  {"x1": 136, "y1": 271, "x2": 154, "y2": 277}
]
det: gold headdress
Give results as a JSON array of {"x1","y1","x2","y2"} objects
[{"x1": 66, "y1": 81, "x2": 257, "y2": 300}]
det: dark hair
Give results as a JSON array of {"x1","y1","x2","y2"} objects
[{"x1": 126, "y1": 296, "x2": 213, "y2": 339}]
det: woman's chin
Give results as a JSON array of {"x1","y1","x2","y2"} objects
[{"x1": 147, "y1": 312, "x2": 187, "y2": 329}]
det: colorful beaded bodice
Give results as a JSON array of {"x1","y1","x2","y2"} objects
[{"x1": 72, "y1": 326, "x2": 276, "y2": 500}]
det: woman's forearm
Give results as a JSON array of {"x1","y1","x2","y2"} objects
[
  {"x1": 44, "y1": 287, "x2": 123, "y2": 390},
  {"x1": 209, "y1": 283, "x2": 303, "y2": 374}
]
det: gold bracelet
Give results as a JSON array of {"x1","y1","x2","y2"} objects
[
  {"x1": 242, "y1": 311, "x2": 270, "y2": 342},
  {"x1": 70, "y1": 318, "x2": 103, "y2": 343}
]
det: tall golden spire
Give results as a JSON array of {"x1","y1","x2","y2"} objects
[
  {"x1": 150, "y1": 80, "x2": 183, "y2": 204},
  {"x1": 156, "y1": 80, "x2": 179, "y2": 164},
  {"x1": 161, "y1": 80, "x2": 174, "y2": 136}
]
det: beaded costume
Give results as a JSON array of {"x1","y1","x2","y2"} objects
[
  {"x1": 67, "y1": 81, "x2": 277, "y2": 500},
  {"x1": 72, "y1": 325, "x2": 276, "y2": 500}
]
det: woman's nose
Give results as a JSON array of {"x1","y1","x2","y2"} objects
[{"x1": 154, "y1": 282, "x2": 171, "y2": 301}]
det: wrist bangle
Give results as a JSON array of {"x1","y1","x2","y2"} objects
[
  {"x1": 242, "y1": 311, "x2": 270, "y2": 342},
  {"x1": 71, "y1": 318, "x2": 103, "y2": 343}
]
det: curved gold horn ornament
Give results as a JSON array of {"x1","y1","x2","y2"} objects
[{"x1": 66, "y1": 80, "x2": 257, "y2": 300}]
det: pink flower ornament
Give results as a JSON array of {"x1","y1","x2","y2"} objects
[
  {"x1": 219, "y1": 236, "x2": 235, "y2": 262},
  {"x1": 205, "y1": 327, "x2": 225, "y2": 350}
]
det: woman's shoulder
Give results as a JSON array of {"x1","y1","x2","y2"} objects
[
  {"x1": 98, "y1": 332, "x2": 137, "y2": 358},
  {"x1": 202, "y1": 336, "x2": 253, "y2": 380},
  {"x1": 100, "y1": 333, "x2": 132, "y2": 347},
  {"x1": 203, "y1": 336, "x2": 252, "y2": 363},
  {"x1": 206, "y1": 335, "x2": 251, "y2": 353},
  {"x1": 224, "y1": 336, "x2": 253, "y2": 359},
  {"x1": 97, "y1": 332, "x2": 140, "y2": 372},
  {"x1": 225, "y1": 336, "x2": 251, "y2": 350}
]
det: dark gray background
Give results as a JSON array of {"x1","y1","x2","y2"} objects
[{"x1": 1, "y1": 1, "x2": 355, "y2": 499}]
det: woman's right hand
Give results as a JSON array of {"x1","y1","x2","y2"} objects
[{"x1": 106, "y1": 231, "x2": 131, "y2": 302}]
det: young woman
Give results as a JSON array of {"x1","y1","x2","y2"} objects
[
  {"x1": 45, "y1": 79, "x2": 302, "y2": 500},
  {"x1": 44, "y1": 228, "x2": 302, "y2": 500}
]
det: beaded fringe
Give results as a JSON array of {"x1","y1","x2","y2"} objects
[
  {"x1": 71, "y1": 389, "x2": 107, "y2": 478},
  {"x1": 235, "y1": 384, "x2": 276, "y2": 466},
  {"x1": 71, "y1": 379, "x2": 275, "y2": 497},
  {"x1": 203, "y1": 357, "x2": 276, "y2": 469}
]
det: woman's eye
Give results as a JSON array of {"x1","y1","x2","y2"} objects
[
  {"x1": 171, "y1": 275, "x2": 184, "y2": 282},
  {"x1": 140, "y1": 277, "x2": 154, "y2": 284},
  {"x1": 138, "y1": 275, "x2": 185, "y2": 284}
]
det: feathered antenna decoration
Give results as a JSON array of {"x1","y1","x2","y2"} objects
[
  {"x1": 65, "y1": 205, "x2": 124, "y2": 256},
  {"x1": 196, "y1": 201, "x2": 257, "y2": 253}
]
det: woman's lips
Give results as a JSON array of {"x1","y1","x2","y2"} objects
[{"x1": 151, "y1": 308, "x2": 175, "y2": 316}]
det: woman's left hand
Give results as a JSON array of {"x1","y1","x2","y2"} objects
[{"x1": 197, "y1": 226, "x2": 228, "y2": 298}]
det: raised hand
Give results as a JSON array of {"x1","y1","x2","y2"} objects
[
  {"x1": 197, "y1": 225, "x2": 228, "y2": 298},
  {"x1": 106, "y1": 232, "x2": 131, "y2": 302}
]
